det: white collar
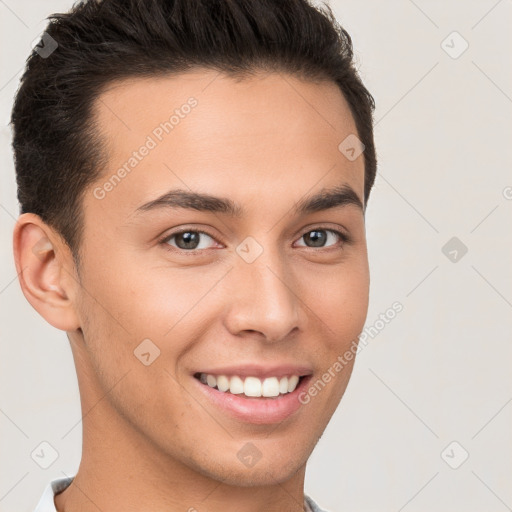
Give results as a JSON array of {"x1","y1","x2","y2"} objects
[
  {"x1": 33, "y1": 475, "x2": 74, "y2": 512},
  {"x1": 33, "y1": 475, "x2": 322, "y2": 512}
]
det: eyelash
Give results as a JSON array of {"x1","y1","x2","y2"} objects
[{"x1": 158, "y1": 226, "x2": 351, "y2": 255}]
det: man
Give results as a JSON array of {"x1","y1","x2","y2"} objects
[{"x1": 11, "y1": 0, "x2": 377, "y2": 510}]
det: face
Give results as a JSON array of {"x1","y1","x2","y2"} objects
[{"x1": 70, "y1": 69, "x2": 369, "y2": 485}]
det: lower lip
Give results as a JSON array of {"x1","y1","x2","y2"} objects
[{"x1": 193, "y1": 375, "x2": 312, "y2": 425}]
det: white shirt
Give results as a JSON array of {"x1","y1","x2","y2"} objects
[{"x1": 33, "y1": 475, "x2": 328, "y2": 511}]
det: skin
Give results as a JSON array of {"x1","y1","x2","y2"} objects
[{"x1": 13, "y1": 69, "x2": 370, "y2": 512}]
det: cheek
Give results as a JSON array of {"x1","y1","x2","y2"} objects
[
  {"x1": 332, "y1": 269, "x2": 369, "y2": 338},
  {"x1": 293, "y1": 263, "x2": 369, "y2": 436},
  {"x1": 76, "y1": 262, "x2": 191, "y2": 423},
  {"x1": 310, "y1": 260, "x2": 370, "y2": 348},
  {"x1": 78, "y1": 245, "x2": 177, "y2": 336},
  {"x1": 76, "y1": 247, "x2": 219, "y2": 386}
]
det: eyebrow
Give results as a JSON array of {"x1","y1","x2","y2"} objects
[{"x1": 134, "y1": 183, "x2": 364, "y2": 217}]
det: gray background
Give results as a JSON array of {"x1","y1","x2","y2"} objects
[{"x1": 1, "y1": 1, "x2": 511, "y2": 511}]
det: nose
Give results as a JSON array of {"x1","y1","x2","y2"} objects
[{"x1": 223, "y1": 245, "x2": 301, "y2": 343}]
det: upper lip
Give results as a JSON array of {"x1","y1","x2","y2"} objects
[{"x1": 193, "y1": 364, "x2": 313, "y2": 379}]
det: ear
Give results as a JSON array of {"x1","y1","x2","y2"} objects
[{"x1": 12, "y1": 213, "x2": 81, "y2": 331}]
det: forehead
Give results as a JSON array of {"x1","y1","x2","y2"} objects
[{"x1": 89, "y1": 69, "x2": 364, "y2": 219}]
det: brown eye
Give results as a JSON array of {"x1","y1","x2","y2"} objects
[
  {"x1": 162, "y1": 230, "x2": 217, "y2": 251},
  {"x1": 295, "y1": 229, "x2": 347, "y2": 249}
]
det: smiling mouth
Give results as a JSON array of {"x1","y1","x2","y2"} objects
[{"x1": 193, "y1": 372, "x2": 309, "y2": 399}]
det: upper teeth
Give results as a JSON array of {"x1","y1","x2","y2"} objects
[{"x1": 198, "y1": 373, "x2": 300, "y2": 397}]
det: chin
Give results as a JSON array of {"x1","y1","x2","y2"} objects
[
  {"x1": 191, "y1": 449, "x2": 307, "y2": 487},
  {"x1": 219, "y1": 465, "x2": 302, "y2": 487}
]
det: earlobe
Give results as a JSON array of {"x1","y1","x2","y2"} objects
[{"x1": 12, "y1": 213, "x2": 81, "y2": 332}]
